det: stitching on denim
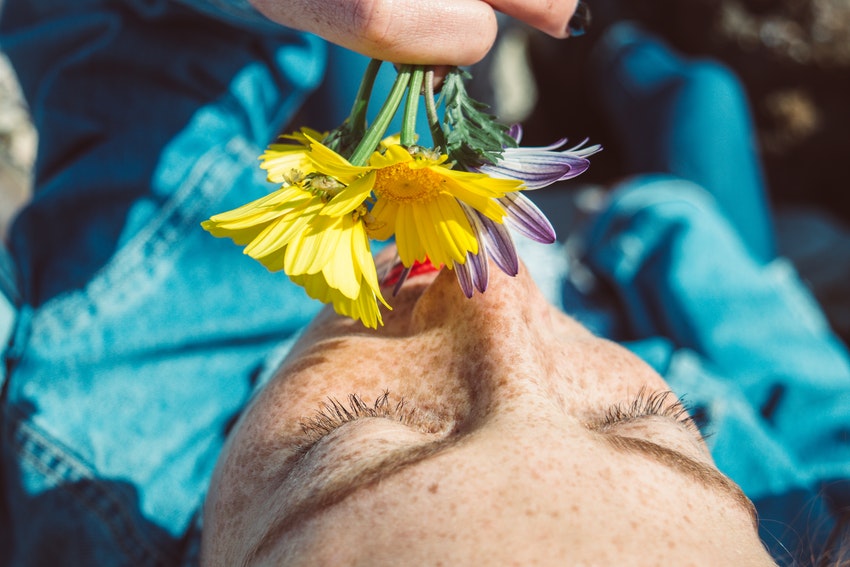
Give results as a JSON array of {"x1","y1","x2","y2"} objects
[
  {"x1": 2, "y1": 405, "x2": 178, "y2": 566},
  {"x1": 31, "y1": 134, "x2": 258, "y2": 342}
]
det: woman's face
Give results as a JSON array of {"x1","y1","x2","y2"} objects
[{"x1": 202, "y1": 250, "x2": 774, "y2": 566}]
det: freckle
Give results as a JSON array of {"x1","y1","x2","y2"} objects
[
  {"x1": 571, "y1": 503, "x2": 580, "y2": 514},
  {"x1": 428, "y1": 482, "x2": 439, "y2": 494},
  {"x1": 597, "y1": 466, "x2": 612, "y2": 482}
]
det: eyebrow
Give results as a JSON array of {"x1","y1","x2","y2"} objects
[
  {"x1": 246, "y1": 427, "x2": 759, "y2": 563},
  {"x1": 245, "y1": 436, "x2": 458, "y2": 563},
  {"x1": 600, "y1": 433, "x2": 759, "y2": 529}
]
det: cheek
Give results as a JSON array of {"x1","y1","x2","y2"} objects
[{"x1": 554, "y1": 339, "x2": 671, "y2": 411}]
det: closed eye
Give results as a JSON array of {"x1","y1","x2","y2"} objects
[
  {"x1": 296, "y1": 391, "x2": 417, "y2": 455},
  {"x1": 595, "y1": 387, "x2": 704, "y2": 438}
]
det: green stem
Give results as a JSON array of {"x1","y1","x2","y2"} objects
[
  {"x1": 348, "y1": 65, "x2": 412, "y2": 166},
  {"x1": 349, "y1": 59, "x2": 383, "y2": 133},
  {"x1": 400, "y1": 66, "x2": 424, "y2": 146},
  {"x1": 424, "y1": 68, "x2": 448, "y2": 151}
]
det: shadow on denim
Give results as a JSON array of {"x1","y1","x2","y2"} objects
[
  {"x1": 0, "y1": 1, "x2": 314, "y2": 308},
  {"x1": 1, "y1": 399, "x2": 196, "y2": 566}
]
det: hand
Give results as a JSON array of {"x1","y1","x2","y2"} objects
[{"x1": 249, "y1": 0, "x2": 580, "y2": 65}]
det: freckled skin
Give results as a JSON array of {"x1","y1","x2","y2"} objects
[{"x1": 202, "y1": 249, "x2": 776, "y2": 566}]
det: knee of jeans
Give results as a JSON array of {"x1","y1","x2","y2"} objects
[
  {"x1": 679, "y1": 59, "x2": 749, "y2": 118},
  {"x1": 601, "y1": 174, "x2": 732, "y2": 237},
  {"x1": 611, "y1": 174, "x2": 715, "y2": 211}
]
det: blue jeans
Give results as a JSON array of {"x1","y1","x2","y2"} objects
[
  {"x1": 590, "y1": 22, "x2": 776, "y2": 265},
  {"x1": 0, "y1": 1, "x2": 329, "y2": 564}
]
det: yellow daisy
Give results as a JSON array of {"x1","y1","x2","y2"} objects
[
  {"x1": 314, "y1": 140, "x2": 524, "y2": 268},
  {"x1": 201, "y1": 179, "x2": 389, "y2": 328},
  {"x1": 259, "y1": 127, "x2": 326, "y2": 183}
]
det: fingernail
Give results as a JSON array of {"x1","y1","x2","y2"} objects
[{"x1": 567, "y1": 1, "x2": 591, "y2": 37}]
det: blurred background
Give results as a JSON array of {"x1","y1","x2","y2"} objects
[
  {"x1": 0, "y1": 46, "x2": 35, "y2": 242},
  {"x1": 491, "y1": 0, "x2": 850, "y2": 347},
  {"x1": 1, "y1": 0, "x2": 848, "y2": 344}
]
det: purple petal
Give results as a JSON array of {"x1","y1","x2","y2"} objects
[
  {"x1": 504, "y1": 138, "x2": 570, "y2": 153},
  {"x1": 391, "y1": 266, "x2": 411, "y2": 297},
  {"x1": 508, "y1": 138, "x2": 602, "y2": 156},
  {"x1": 453, "y1": 260, "x2": 475, "y2": 298},
  {"x1": 458, "y1": 203, "x2": 492, "y2": 295},
  {"x1": 480, "y1": 151, "x2": 591, "y2": 189},
  {"x1": 501, "y1": 193, "x2": 557, "y2": 244},
  {"x1": 478, "y1": 214, "x2": 519, "y2": 276},
  {"x1": 507, "y1": 124, "x2": 523, "y2": 143},
  {"x1": 467, "y1": 249, "x2": 489, "y2": 293},
  {"x1": 566, "y1": 139, "x2": 603, "y2": 156}
]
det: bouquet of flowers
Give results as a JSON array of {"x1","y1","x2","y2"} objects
[{"x1": 202, "y1": 61, "x2": 599, "y2": 328}]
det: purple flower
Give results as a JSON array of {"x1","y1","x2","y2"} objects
[
  {"x1": 478, "y1": 125, "x2": 602, "y2": 190},
  {"x1": 453, "y1": 125, "x2": 600, "y2": 296}
]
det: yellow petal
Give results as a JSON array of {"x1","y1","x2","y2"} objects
[
  {"x1": 321, "y1": 171, "x2": 375, "y2": 216},
  {"x1": 208, "y1": 187, "x2": 309, "y2": 224},
  {"x1": 305, "y1": 135, "x2": 370, "y2": 183},
  {"x1": 416, "y1": 201, "x2": 447, "y2": 266},
  {"x1": 443, "y1": 177, "x2": 507, "y2": 222},
  {"x1": 201, "y1": 220, "x2": 269, "y2": 247},
  {"x1": 367, "y1": 198, "x2": 397, "y2": 241},
  {"x1": 243, "y1": 199, "x2": 323, "y2": 260},
  {"x1": 351, "y1": 223, "x2": 388, "y2": 308},
  {"x1": 433, "y1": 196, "x2": 476, "y2": 262},
  {"x1": 368, "y1": 144, "x2": 411, "y2": 168},
  {"x1": 439, "y1": 167, "x2": 523, "y2": 197},
  {"x1": 283, "y1": 215, "x2": 341, "y2": 275},
  {"x1": 321, "y1": 221, "x2": 360, "y2": 299},
  {"x1": 244, "y1": 216, "x2": 305, "y2": 261},
  {"x1": 395, "y1": 204, "x2": 426, "y2": 266}
]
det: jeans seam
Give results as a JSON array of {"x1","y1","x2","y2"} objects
[
  {"x1": 3, "y1": 405, "x2": 177, "y2": 566},
  {"x1": 33, "y1": 134, "x2": 258, "y2": 341}
]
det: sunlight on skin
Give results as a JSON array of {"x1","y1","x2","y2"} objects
[{"x1": 202, "y1": 247, "x2": 775, "y2": 566}]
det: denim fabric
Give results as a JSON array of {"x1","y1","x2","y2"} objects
[
  {"x1": 0, "y1": 246, "x2": 16, "y2": 370},
  {"x1": 590, "y1": 22, "x2": 776, "y2": 264},
  {"x1": 0, "y1": 1, "x2": 327, "y2": 564}
]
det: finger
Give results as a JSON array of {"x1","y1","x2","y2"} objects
[
  {"x1": 250, "y1": 0, "x2": 499, "y2": 66},
  {"x1": 485, "y1": 0, "x2": 579, "y2": 38}
]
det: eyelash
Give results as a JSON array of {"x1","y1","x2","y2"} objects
[
  {"x1": 297, "y1": 390, "x2": 415, "y2": 454},
  {"x1": 598, "y1": 388, "x2": 703, "y2": 435},
  {"x1": 296, "y1": 387, "x2": 704, "y2": 454}
]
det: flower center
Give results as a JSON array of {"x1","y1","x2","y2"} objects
[{"x1": 372, "y1": 162, "x2": 446, "y2": 203}]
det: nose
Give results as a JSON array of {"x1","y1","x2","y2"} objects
[
  {"x1": 407, "y1": 258, "x2": 589, "y2": 340},
  {"x1": 396, "y1": 260, "x2": 599, "y2": 413}
]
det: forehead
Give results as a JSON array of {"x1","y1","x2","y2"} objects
[{"x1": 248, "y1": 419, "x2": 740, "y2": 566}]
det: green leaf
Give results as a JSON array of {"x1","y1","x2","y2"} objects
[{"x1": 440, "y1": 67, "x2": 517, "y2": 170}]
